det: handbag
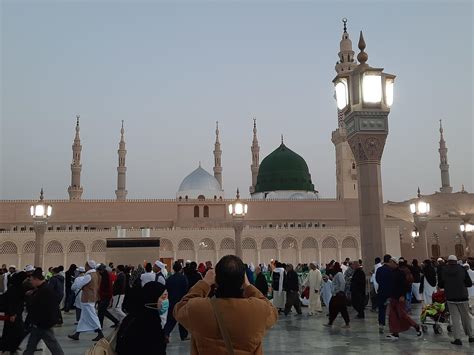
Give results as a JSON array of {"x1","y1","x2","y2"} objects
[
  {"x1": 210, "y1": 297, "x2": 235, "y2": 355},
  {"x1": 84, "y1": 329, "x2": 118, "y2": 355}
]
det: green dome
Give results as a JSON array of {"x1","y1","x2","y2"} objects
[{"x1": 254, "y1": 143, "x2": 315, "y2": 193}]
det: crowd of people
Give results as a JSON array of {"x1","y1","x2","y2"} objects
[{"x1": 0, "y1": 253, "x2": 473, "y2": 354}]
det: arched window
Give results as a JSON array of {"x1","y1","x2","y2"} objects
[
  {"x1": 203, "y1": 206, "x2": 209, "y2": 218},
  {"x1": 194, "y1": 206, "x2": 200, "y2": 218},
  {"x1": 46, "y1": 241, "x2": 63, "y2": 254},
  {"x1": 0, "y1": 241, "x2": 17, "y2": 254},
  {"x1": 91, "y1": 240, "x2": 106, "y2": 253}
]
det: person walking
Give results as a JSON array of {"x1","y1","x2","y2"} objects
[
  {"x1": 68, "y1": 260, "x2": 104, "y2": 341},
  {"x1": 254, "y1": 266, "x2": 269, "y2": 298},
  {"x1": 109, "y1": 264, "x2": 127, "y2": 324},
  {"x1": 64, "y1": 264, "x2": 77, "y2": 312},
  {"x1": 23, "y1": 268, "x2": 64, "y2": 355},
  {"x1": 467, "y1": 261, "x2": 474, "y2": 314},
  {"x1": 71, "y1": 266, "x2": 86, "y2": 323},
  {"x1": 164, "y1": 261, "x2": 189, "y2": 342},
  {"x1": 283, "y1": 264, "x2": 302, "y2": 316},
  {"x1": 409, "y1": 259, "x2": 422, "y2": 303},
  {"x1": 96, "y1": 264, "x2": 120, "y2": 328},
  {"x1": 350, "y1": 260, "x2": 366, "y2": 319},
  {"x1": 438, "y1": 255, "x2": 473, "y2": 346},
  {"x1": 184, "y1": 261, "x2": 202, "y2": 290},
  {"x1": 325, "y1": 262, "x2": 350, "y2": 328},
  {"x1": 420, "y1": 260, "x2": 437, "y2": 305},
  {"x1": 153, "y1": 261, "x2": 167, "y2": 286},
  {"x1": 140, "y1": 262, "x2": 155, "y2": 287},
  {"x1": 272, "y1": 262, "x2": 286, "y2": 312},
  {"x1": 386, "y1": 257, "x2": 421, "y2": 340},
  {"x1": 174, "y1": 255, "x2": 278, "y2": 354},
  {"x1": 48, "y1": 266, "x2": 65, "y2": 326},
  {"x1": 375, "y1": 254, "x2": 395, "y2": 334},
  {"x1": 307, "y1": 263, "x2": 322, "y2": 315},
  {"x1": 370, "y1": 257, "x2": 382, "y2": 312}
]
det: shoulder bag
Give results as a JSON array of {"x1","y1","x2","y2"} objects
[{"x1": 210, "y1": 297, "x2": 235, "y2": 355}]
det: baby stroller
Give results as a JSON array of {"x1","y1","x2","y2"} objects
[{"x1": 420, "y1": 290, "x2": 451, "y2": 334}]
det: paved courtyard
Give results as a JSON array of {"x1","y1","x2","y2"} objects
[{"x1": 3, "y1": 304, "x2": 473, "y2": 354}]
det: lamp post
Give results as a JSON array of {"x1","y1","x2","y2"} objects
[
  {"x1": 409, "y1": 188, "x2": 430, "y2": 259},
  {"x1": 459, "y1": 220, "x2": 473, "y2": 257},
  {"x1": 228, "y1": 188, "x2": 248, "y2": 259},
  {"x1": 333, "y1": 30, "x2": 395, "y2": 268},
  {"x1": 30, "y1": 188, "x2": 52, "y2": 268}
]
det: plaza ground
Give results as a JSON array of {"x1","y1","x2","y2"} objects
[{"x1": 2, "y1": 303, "x2": 473, "y2": 354}]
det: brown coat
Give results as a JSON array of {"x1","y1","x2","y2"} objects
[
  {"x1": 81, "y1": 271, "x2": 101, "y2": 303},
  {"x1": 174, "y1": 280, "x2": 278, "y2": 355}
]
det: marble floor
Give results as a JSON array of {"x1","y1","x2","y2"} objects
[{"x1": 2, "y1": 303, "x2": 473, "y2": 354}]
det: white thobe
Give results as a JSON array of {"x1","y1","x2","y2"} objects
[
  {"x1": 75, "y1": 270, "x2": 101, "y2": 333},
  {"x1": 272, "y1": 268, "x2": 286, "y2": 309},
  {"x1": 308, "y1": 269, "x2": 322, "y2": 313},
  {"x1": 321, "y1": 279, "x2": 333, "y2": 308},
  {"x1": 71, "y1": 275, "x2": 86, "y2": 310},
  {"x1": 371, "y1": 263, "x2": 382, "y2": 293}
]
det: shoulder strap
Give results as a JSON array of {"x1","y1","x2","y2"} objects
[{"x1": 210, "y1": 297, "x2": 235, "y2": 355}]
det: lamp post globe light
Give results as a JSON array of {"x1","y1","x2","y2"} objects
[
  {"x1": 459, "y1": 220, "x2": 473, "y2": 257},
  {"x1": 228, "y1": 188, "x2": 248, "y2": 259},
  {"x1": 30, "y1": 188, "x2": 52, "y2": 268},
  {"x1": 409, "y1": 188, "x2": 430, "y2": 259},
  {"x1": 333, "y1": 29, "x2": 395, "y2": 268}
]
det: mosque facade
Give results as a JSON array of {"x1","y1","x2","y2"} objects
[{"x1": 1, "y1": 23, "x2": 472, "y2": 269}]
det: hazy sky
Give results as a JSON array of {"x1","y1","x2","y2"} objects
[{"x1": 1, "y1": 0, "x2": 472, "y2": 201}]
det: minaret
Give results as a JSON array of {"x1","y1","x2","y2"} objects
[
  {"x1": 67, "y1": 115, "x2": 84, "y2": 200},
  {"x1": 115, "y1": 120, "x2": 128, "y2": 200},
  {"x1": 249, "y1": 118, "x2": 260, "y2": 194},
  {"x1": 332, "y1": 18, "x2": 358, "y2": 200},
  {"x1": 213, "y1": 121, "x2": 223, "y2": 188},
  {"x1": 438, "y1": 120, "x2": 452, "y2": 193}
]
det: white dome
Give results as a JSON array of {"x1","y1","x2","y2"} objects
[{"x1": 177, "y1": 165, "x2": 224, "y2": 199}]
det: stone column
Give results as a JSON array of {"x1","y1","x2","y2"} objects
[
  {"x1": 318, "y1": 248, "x2": 322, "y2": 265},
  {"x1": 33, "y1": 223, "x2": 47, "y2": 268},
  {"x1": 257, "y1": 248, "x2": 261, "y2": 264},
  {"x1": 297, "y1": 248, "x2": 302, "y2": 264},
  {"x1": 337, "y1": 243, "x2": 342, "y2": 262},
  {"x1": 414, "y1": 216, "x2": 429, "y2": 259},
  {"x1": 347, "y1": 132, "x2": 388, "y2": 269},
  {"x1": 277, "y1": 248, "x2": 281, "y2": 261},
  {"x1": 173, "y1": 251, "x2": 177, "y2": 262},
  {"x1": 233, "y1": 218, "x2": 244, "y2": 259},
  {"x1": 18, "y1": 253, "x2": 22, "y2": 269},
  {"x1": 215, "y1": 250, "x2": 219, "y2": 262}
]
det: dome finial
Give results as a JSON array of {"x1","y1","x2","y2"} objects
[
  {"x1": 40, "y1": 187, "x2": 44, "y2": 200},
  {"x1": 199, "y1": 161, "x2": 201, "y2": 168},
  {"x1": 342, "y1": 18, "x2": 347, "y2": 33},
  {"x1": 357, "y1": 31, "x2": 368, "y2": 65},
  {"x1": 417, "y1": 187, "x2": 421, "y2": 198},
  {"x1": 236, "y1": 188, "x2": 240, "y2": 199},
  {"x1": 281, "y1": 134, "x2": 284, "y2": 145}
]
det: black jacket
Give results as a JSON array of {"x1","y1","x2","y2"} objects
[
  {"x1": 113, "y1": 272, "x2": 126, "y2": 296},
  {"x1": 438, "y1": 263, "x2": 472, "y2": 302},
  {"x1": 165, "y1": 272, "x2": 189, "y2": 306},
  {"x1": 255, "y1": 273, "x2": 268, "y2": 297},
  {"x1": 409, "y1": 265, "x2": 421, "y2": 283},
  {"x1": 185, "y1": 271, "x2": 202, "y2": 289},
  {"x1": 29, "y1": 282, "x2": 60, "y2": 329},
  {"x1": 350, "y1": 268, "x2": 366, "y2": 295},
  {"x1": 390, "y1": 268, "x2": 409, "y2": 299},
  {"x1": 47, "y1": 274, "x2": 64, "y2": 304},
  {"x1": 283, "y1": 270, "x2": 299, "y2": 292}
]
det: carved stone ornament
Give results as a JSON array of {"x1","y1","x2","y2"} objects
[{"x1": 348, "y1": 134, "x2": 386, "y2": 163}]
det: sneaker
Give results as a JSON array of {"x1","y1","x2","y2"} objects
[
  {"x1": 379, "y1": 325, "x2": 384, "y2": 334},
  {"x1": 92, "y1": 333, "x2": 104, "y2": 342},
  {"x1": 341, "y1": 324, "x2": 350, "y2": 329},
  {"x1": 386, "y1": 334, "x2": 399, "y2": 340},
  {"x1": 323, "y1": 323, "x2": 332, "y2": 327},
  {"x1": 451, "y1": 339, "x2": 462, "y2": 346}
]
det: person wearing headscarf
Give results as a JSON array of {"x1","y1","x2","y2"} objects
[
  {"x1": 153, "y1": 261, "x2": 167, "y2": 285},
  {"x1": 271, "y1": 262, "x2": 286, "y2": 312},
  {"x1": 123, "y1": 264, "x2": 145, "y2": 314},
  {"x1": 0, "y1": 271, "x2": 27, "y2": 353},
  {"x1": 197, "y1": 263, "x2": 206, "y2": 276},
  {"x1": 96, "y1": 264, "x2": 120, "y2": 328},
  {"x1": 255, "y1": 266, "x2": 269, "y2": 298},
  {"x1": 420, "y1": 259, "x2": 437, "y2": 305},
  {"x1": 116, "y1": 280, "x2": 167, "y2": 355},
  {"x1": 68, "y1": 260, "x2": 104, "y2": 341},
  {"x1": 184, "y1": 262, "x2": 202, "y2": 289}
]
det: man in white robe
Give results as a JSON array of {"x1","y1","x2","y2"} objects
[
  {"x1": 272, "y1": 263, "x2": 286, "y2": 311},
  {"x1": 321, "y1": 275, "x2": 333, "y2": 310},
  {"x1": 68, "y1": 260, "x2": 103, "y2": 341},
  {"x1": 307, "y1": 263, "x2": 322, "y2": 315}
]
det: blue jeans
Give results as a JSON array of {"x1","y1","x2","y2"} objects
[
  {"x1": 377, "y1": 294, "x2": 388, "y2": 326},
  {"x1": 405, "y1": 291, "x2": 412, "y2": 312}
]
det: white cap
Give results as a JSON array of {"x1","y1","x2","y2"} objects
[
  {"x1": 437, "y1": 257, "x2": 444, "y2": 262},
  {"x1": 77, "y1": 266, "x2": 86, "y2": 272},
  {"x1": 463, "y1": 263, "x2": 470, "y2": 268},
  {"x1": 87, "y1": 260, "x2": 97, "y2": 269},
  {"x1": 154, "y1": 260, "x2": 166, "y2": 270},
  {"x1": 24, "y1": 265, "x2": 35, "y2": 272},
  {"x1": 9, "y1": 265, "x2": 16, "y2": 269},
  {"x1": 390, "y1": 257, "x2": 399, "y2": 263},
  {"x1": 447, "y1": 255, "x2": 457, "y2": 261}
]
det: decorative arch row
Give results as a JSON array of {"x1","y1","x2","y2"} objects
[
  {"x1": 0, "y1": 239, "x2": 107, "y2": 255},
  {"x1": 158, "y1": 236, "x2": 359, "y2": 252}
]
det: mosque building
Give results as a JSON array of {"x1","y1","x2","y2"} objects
[{"x1": 0, "y1": 22, "x2": 472, "y2": 269}]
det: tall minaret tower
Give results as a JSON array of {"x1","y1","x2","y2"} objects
[
  {"x1": 331, "y1": 18, "x2": 358, "y2": 200},
  {"x1": 249, "y1": 118, "x2": 260, "y2": 194},
  {"x1": 68, "y1": 115, "x2": 84, "y2": 200},
  {"x1": 438, "y1": 120, "x2": 453, "y2": 193},
  {"x1": 213, "y1": 121, "x2": 223, "y2": 188},
  {"x1": 115, "y1": 120, "x2": 128, "y2": 200}
]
